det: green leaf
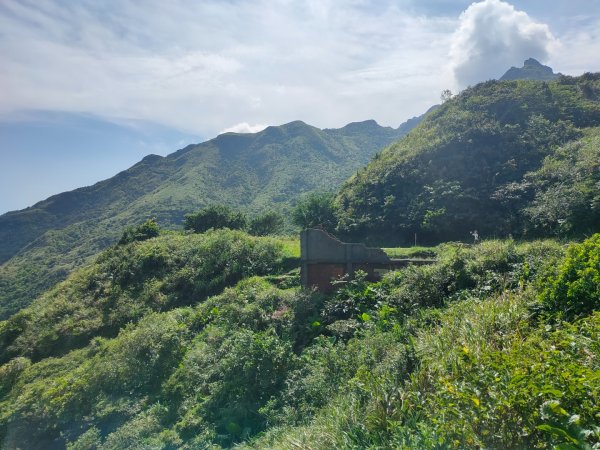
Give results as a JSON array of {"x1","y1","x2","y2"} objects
[{"x1": 536, "y1": 424, "x2": 579, "y2": 444}]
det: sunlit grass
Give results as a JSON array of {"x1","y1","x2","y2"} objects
[
  {"x1": 274, "y1": 236, "x2": 437, "y2": 260},
  {"x1": 383, "y1": 245, "x2": 437, "y2": 259},
  {"x1": 277, "y1": 236, "x2": 301, "y2": 258}
]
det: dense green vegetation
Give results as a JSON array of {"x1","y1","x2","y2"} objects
[
  {"x1": 118, "y1": 219, "x2": 161, "y2": 245},
  {"x1": 523, "y1": 127, "x2": 600, "y2": 236},
  {"x1": 337, "y1": 74, "x2": 600, "y2": 244},
  {"x1": 0, "y1": 229, "x2": 291, "y2": 364},
  {"x1": 183, "y1": 205, "x2": 285, "y2": 237},
  {"x1": 1, "y1": 68, "x2": 600, "y2": 450},
  {"x1": 0, "y1": 119, "x2": 413, "y2": 319},
  {"x1": 0, "y1": 226, "x2": 598, "y2": 449},
  {"x1": 248, "y1": 211, "x2": 285, "y2": 237},
  {"x1": 291, "y1": 191, "x2": 338, "y2": 232},
  {"x1": 184, "y1": 205, "x2": 248, "y2": 234}
]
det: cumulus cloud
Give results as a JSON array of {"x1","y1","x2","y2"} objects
[
  {"x1": 221, "y1": 122, "x2": 267, "y2": 134},
  {"x1": 450, "y1": 0, "x2": 557, "y2": 87}
]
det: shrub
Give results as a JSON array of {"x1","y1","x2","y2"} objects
[
  {"x1": 249, "y1": 211, "x2": 285, "y2": 236},
  {"x1": 183, "y1": 205, "x2": 247, "y2": 233},
  {"x1": 0, "y1": 230, "x2": 287, "y2": 363},
  {"x1": 292, "y1": 192, "x2": 337, "y2": 232},
  {"x1": 539, "y1": 233, "x2": 600, "y2": 320},
  {"x1": 164, "y1": 326, "x2": 295, "y2": 445},
  {"x1": 118, "y1": 218, "x2": 160, "y2": 245},
  {"x1": 412, "y1": 312, "x2": 600, "y2": 449}
]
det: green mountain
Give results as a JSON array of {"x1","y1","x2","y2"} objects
[
  {"x1": 336, "y1": 73, "x2": 600, "y2": 244},
  {"x1": 500, "y1": 58, "x2": 561, "y2": 81},
  {"x1": 0, "y1": 119, "x2": 416, "y2": 319}
]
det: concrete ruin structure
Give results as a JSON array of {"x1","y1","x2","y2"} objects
[{"x1": 300, "y1": 228, "x2": 434, "y2": 293}]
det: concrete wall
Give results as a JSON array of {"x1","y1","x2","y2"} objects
[
  {"x1": 300, "y1": 228, "x2": 433, "y2": 292},
  {"x1": 300, "y1": 229, "x2": 390, "y2": 264}
]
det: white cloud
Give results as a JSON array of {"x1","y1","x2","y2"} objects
[
  {"x1": 0, "y1": 0, "x2": 598, "y2": 140},
  {"x1": 548, "y1": 16, "x2": 600, "y2": 75},
  {"x1": 0, "y1": 0, "x2": 454, "y2": 136},
  {"x1": 221, "y1": 122, "x2": 267, "y2": 134},
  {"x1": 449, "y1": 0, "x2": 557, "y2": 87}
]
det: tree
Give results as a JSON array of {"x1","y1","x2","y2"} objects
[
  {"x1": 292, "y1": 192, "x2": 337, "y2": 232},
  {"x1": 440, "y1": 89, "x2": 453, "y2": 103},
  {"x1": 184, "y1": 205, "x2": 247, "y2": 233},
  {"x1": 249, "y1": 211, "x2": 285, "y2": 236},
  {"x1": 118, "y1": 219, "x2": 160, "y2": 245}
]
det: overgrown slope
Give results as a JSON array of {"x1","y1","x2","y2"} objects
[
  {"x1": 0, "y1": 119, "x2": 412, "y2": 318},
  {"x1": 0, "y1": 229, "x2": 293, "y2": 364},
  {"x1": 1, "y1": 227, "x2": 598, "y2": 449},
  {"x1": 336, "y1": 74, "x2": 600, "y2": 244}
]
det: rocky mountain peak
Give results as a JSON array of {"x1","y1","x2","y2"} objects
[{"x1": 500, "y1": 57, "x2": 561, "y2": 81}]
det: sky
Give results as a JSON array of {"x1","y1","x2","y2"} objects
[{"x1": 1, "y1": 0, "x2": 599, "y2": 214}]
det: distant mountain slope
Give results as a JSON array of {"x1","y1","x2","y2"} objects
[
  {"x1": 0, "y1": 119, "x2": 419, "y2": 318},
  {"x1": 500, "y1": 58, "x2": 561, "y2": 81},
  {"x1": 336, "y1": 73, "x2": 600, "y2": 244}
]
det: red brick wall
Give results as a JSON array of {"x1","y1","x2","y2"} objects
[{"x1": 306, "y1": 263, "x2": 345, "y2": 293}]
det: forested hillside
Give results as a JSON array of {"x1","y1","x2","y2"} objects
[
  {"x1": 0, "y1": 70, "x2": 599, "y2": 450},
  {"x1": 336, "y1": 74, "x2": 600, "y2": 244},
  {"x1": 0, "y1": 119, "x2": 416, "y2": 319},
  {"x1": 0, "y1": 225, "x2": 598, "y2": 449}
]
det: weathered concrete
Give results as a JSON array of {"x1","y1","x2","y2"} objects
[{"x1": 300, "y1": 228, "x2": 434, "y2": 292}]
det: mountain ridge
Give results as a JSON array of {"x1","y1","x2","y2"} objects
[{"x1": 0, "y1": 117, "x2": 424, "y2": 318}]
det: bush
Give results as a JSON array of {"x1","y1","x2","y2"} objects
[
  {"x1": 292, "y1": 192, "x2": 337, "y2": 232},
  {"x1": 164, "y1": 326, "x2": 295, "y2": 445},
  {"x1": 249, "y1": 211, "x2": 285, "y2": 236},
  {"x1": 3, "y1": 235, "x2": 592, "y2": 450},
  {"x1": 118, "y1": 219, "x2": 160, "y2": 245},
  {"x1": 540, "y1": 233, "x2": 600, "y2": 320},
  {"x1": 184, "y1": 205, "x2": 247, "y2": 233},
  {"x1": 0, "y1": 311, "x2": 191, "y2": 449},
  {"x1": 412, "y1": 311, "x2": 600, "y2": 449}
]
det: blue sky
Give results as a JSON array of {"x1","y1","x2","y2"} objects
[{"x1": 1, "y1": 0, "x2": 599, "y2": 213}]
